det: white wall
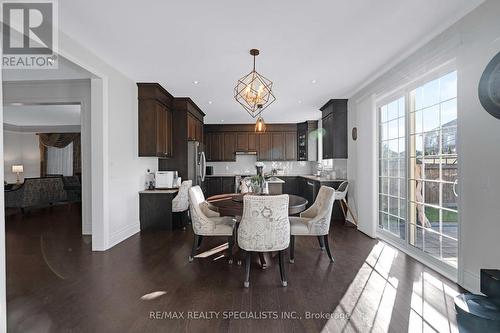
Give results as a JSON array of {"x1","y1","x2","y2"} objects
[
  {"x1": 3, "y1": 131, "x2": 40, "y2": 183},
  {"x1": 348, "y1": 0, "x2": 500, "y2": 292},
  {"x1": 53, "y1": 32, "x2": 158, "y2": 250}
]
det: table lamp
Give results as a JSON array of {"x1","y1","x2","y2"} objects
[{"x1": 12, "y1": 165, "x2": 24, "y2": 184}]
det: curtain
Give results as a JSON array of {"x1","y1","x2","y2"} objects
[
  {"x1": 38, "y1": 133, "x2": 79, "y2": 148},
  {"x1": 38, "y1": 133, "x2": 81, "y2": 176},
  {"x1": 47, "y1": 143, "x2": 74, "y2": 176}
]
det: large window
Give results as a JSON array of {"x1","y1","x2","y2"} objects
[
  {"x1": 378, "y1": 96, "x2": 406, "y2": 240},
  {"x1": 378, "y1": 71, "x2": 458, "y2": 268}
]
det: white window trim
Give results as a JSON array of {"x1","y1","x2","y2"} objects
[{"x1": 375, "y1": 61, "x2": 460, "y2": 282}]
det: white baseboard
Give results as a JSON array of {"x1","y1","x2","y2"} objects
[
  {"x1": 461, "y1": 270, "x2": 480, "y2": 294},
  {"x1": 82, "y1": 223, "x2": 92, "y2": 235},
  {"x1": 108, "y1": 222, "x2": 140, "y2": 249}
]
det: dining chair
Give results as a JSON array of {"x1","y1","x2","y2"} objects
[
  {"x1": 238, "y1": 194, "x2": 290, "y2": 288},
  {"x1": 289, "y1": 185, "x2": 335, "y2": 263},
  {"x1": 188, "y1": 186, "x2": 236, "y2": 263},
  {"x1": 335, "y1": 181, "x2": 358, "y2": 226},
  {"x1": 172, "y1": 180, "x2": 192, "y2": 228}
]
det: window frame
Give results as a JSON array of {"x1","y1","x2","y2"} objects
[{"x1": 375, "y1": 62, "x2": 459, "y2": 280}]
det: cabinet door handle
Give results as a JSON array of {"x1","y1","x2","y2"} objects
[{"x1": 307, "y1": 182, "x2": 314, "y2": 186}]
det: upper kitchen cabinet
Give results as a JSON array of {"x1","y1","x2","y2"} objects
[
  {"x1": 320, "y1": 99, "x2": 348, "y2": 159},
  {"x1": 223, "y1": 133, "x2": 236, "y2": 161},
  {"x1": 138, "y1": 83, "x2": 174, "y2": 157},
  {"x1": 158, "y1": 97, "x2": 205, "y2": 179},
  {"x1": 297, "y1": 120, "x2": 318, "y2": 161}
]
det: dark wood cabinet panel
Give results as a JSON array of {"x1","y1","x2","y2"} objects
[
  {"x1": 282, "y1": 176, "x2": 299, "y2": 196},
  {"x1": 322, "y1": 113, "x2": 334, "y2": 159},
  {"x1": 321, "y1": 99, "x2": 348, "y2": 159},
  {"x1": 258, "y1": 133, "x2": 272, "y2": 161},
  {"x1": 205, "y1": 177, "x2": 222, "y2": 197},
  {"x1": 223, "y1": 133, "x2": 236, "y2": 161},
  {"x1": 236, "y1": 133, "x2": 248, "y2": 151},
  {"x1": 221, "y1": 177, "x2": 235, "y2": 194},
  {"x1": 210, "y1": 133, "x2": 224, "y2": 161},
  {"x1": 248, "y1": 133, "x2": 257, "y2": 151},
  {"x1": 284, "y1": 131, "x2": 297, "y2": 161},
  {"x1": 187, "y1": 113, "x2": 203, "y2": 142},
  {"x1": 195, "y1": 121, "x2": 203, "y2": 143},
  {"x1": 138, "y1": 83, "x2": 173, "y2": 158},
  {"x1": 271, "y1": 133, "x2": 284, "y2": 161}
]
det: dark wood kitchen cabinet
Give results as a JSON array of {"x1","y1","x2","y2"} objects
[
  {"x1": 284, "y1": 132, "x2": 297, "y2": 161},
  {"x1": 205, "y1": 176, "x2": 235, "y2": 197},
  {"x1": 205, "y1": 132, "x2": 223, "y2": 161},
  {"x1": 236, "y1": 133, "x2": 249, "y2": 151},
  {"x1": 138, "y1": 83, "x2": 173, "y2": 157},
  {"x1": 271, "y1": 133, "x2": 284, "y2": 160},
  {"x1": 258, "y1": 133, "x2": 272, "y2": 161},
  {"x1": 187, "y1": 113, "x2": 203, "y2": 142},
  {"x1": 223, "y1": 133, "x2": 236, "y2": 161},
  {"x1": 157, "y1": 97, "x2": 205, "y2": 180},
  {"x1": 248, "y1": 133, "x2": 257, "y2": 151},
  {"x1": 320, "y1": 99, "x2": 348, "y2": 159}
]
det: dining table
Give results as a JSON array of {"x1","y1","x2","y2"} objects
[{"x1": 206, "y1": 193, "x2": 308, "y2": 268}]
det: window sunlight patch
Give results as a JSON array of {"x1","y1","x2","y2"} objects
[{"x1": 140, "y1": 291, "x2": 167, "y2": 301}]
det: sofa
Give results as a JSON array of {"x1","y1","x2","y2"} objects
[{"x1": 5, "y1": 177, "x2": 68, "y2": 210}]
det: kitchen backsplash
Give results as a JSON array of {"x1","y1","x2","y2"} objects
[
  {"x1": 206, "y1": 154, "x2": 347, "y2": 177},
  {"x1": 207, "y1": 155, "x2": 313, "y2": 175}
]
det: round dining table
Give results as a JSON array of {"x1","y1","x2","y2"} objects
[
  {"x1": 206, "y1": 193, "x2": 308, "y2": 269},
  {"x1": 207, "y1": 193, "x2": 308, "y2": 217}
]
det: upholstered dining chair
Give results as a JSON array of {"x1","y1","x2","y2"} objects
[
  {"x1": 188, "y1": 186, "x2": 236, "y2": 263},
  {"x1": 238, "y1": 194, "x2": 290, "y2": 288},
  {"x1": 289, "y1": 186, "x2": 335, "y2": 263},
  {"x1": 172, "y1": 180, "x2": 192, "y2": 228}
]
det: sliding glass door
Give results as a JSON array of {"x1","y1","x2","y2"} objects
[{"x1": 378, "y1": 71, "x2": 458, "y2": 268}]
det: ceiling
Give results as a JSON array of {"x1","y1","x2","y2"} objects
[
  {"x1": 3, "y1": 104, "x2": 81, "y2": 127},
  {"x1": 58, "y1": 0, "x2": 483, "y2": 123}
]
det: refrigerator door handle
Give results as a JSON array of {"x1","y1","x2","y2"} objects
[{"x1": 200, "y1": 151, "x2": 206, "y2": 182}]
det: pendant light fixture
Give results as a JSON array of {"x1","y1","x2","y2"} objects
[
  {"x1": 255, "y1": 116, "x2": 267, "y2": 133},
  {"x1": 234, "y1": 49, "x2": 276, "y2": 118}
]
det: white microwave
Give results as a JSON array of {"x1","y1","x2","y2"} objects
[{"x1": 155, "y1": 171, "x2": 177, "y2": 189}]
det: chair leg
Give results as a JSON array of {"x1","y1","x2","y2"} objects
[
  {"x1": 197, "y1": 235, "x2": 203, "y2": 249},
  {"x1": 289, "y1": 235, "x2": 295, "y2": 263},
  {"x1": 279, "y1": 250, "x2": 288, "y2": 287},
  {"x1": 227, "y1": 235, "x2": 234, "y2": 264},
  {"x1": 189, "y1": 234, "x2": 200, "y2": 262},
  {"x1": 343, "y1": 199, "x2": 358, "y2": 226},
  {"x1": 181, "y1": 211, "x2": 188, "y2": 230},
  {"x1": 323, "y1": 235, "x2": 334, "y2": 263},
  {"x1": 244, "y1": 251, "x2": 251, "y2": 288},
  {"x1": 318, "y1": 236, "x2": 325, "y2": 250}
]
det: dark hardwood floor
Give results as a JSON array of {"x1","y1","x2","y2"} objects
[{"x1": 6, "y1": 205, "x2": 461, "y2": 332}]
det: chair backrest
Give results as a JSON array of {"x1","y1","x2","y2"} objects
[
  {"x1": 188, "y1": 185, "x2": 214, "y2": 235},
  {"x1": 172, "y1": 180, "x2": 192, "y2": 212},
  {"x1": 309, "y1": 186, "x2": 336, "y2": 235},
  {"x1": 238, "y1": 194, "x2": 290, "y2": 252},
  {"x1": 334, "y1": 181, "x2": 349, "y2": 200}
]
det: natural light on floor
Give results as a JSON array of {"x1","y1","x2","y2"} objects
[{"x1": 323, "y1": 242, "x2": 459, "y2": 333}]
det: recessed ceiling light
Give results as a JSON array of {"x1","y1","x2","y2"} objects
[
  {"x1": 208, "y1": 101, "x2": 213, "y2": 105},
  {"x1": 9, "y1": 102, "x2": 23, "y2": 106},
  {"x1": 298, "y1": 100, "x2": 303, "y2": 104},
  {"x1": 192, "y1": 80, "x2": 199, "y2": 85},
  {"x1": 311, "y1": 79, "x2": 317, "y2": 84},
  {"x1": 221, "y1": 120, "x2": 225, "y2": 123}
]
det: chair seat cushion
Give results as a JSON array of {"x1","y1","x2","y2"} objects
[
  {"x1": 197, "y1": 216, "x2": 235, "y2": 236},
  {"x1": 290, "y1": 216, "x2": 312, "y2": 235}
]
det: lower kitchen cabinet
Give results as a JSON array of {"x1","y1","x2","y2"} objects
[{"x1": 205, "y1": 177, "x2": 235, "y2": 197}]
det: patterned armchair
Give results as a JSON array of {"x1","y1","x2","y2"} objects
[
  {"x1": 188, "y1": 186, "x2": 236, "y2": 263},
  {"x1": 289, "y1": 186, "x2": 335, "y2": 263},
  {"x1": 238, "y1": 194, "x2": 290, "y2": 287},
  {"x1": 5, "y1": 177, "x2": 67, "y2": 211},
  {"x1": 172, "y1": 180, "x2": 192, "y2": 213}
]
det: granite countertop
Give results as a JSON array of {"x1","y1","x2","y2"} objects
[
  {"x1": 265, "y1": 177, "x2": 285, "y2": 184},
  {"x1": 205, "y1": 174, "x2": 347, "y2": 182},
  {"x1": 139, "y1": 189, "x2": 179, "y2": 194}
]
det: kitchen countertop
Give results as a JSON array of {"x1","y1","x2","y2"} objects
[
  {"x1": 139, "y1": 189, "x2": 179, "y2": 194},
  {"x1": 205, "y1": 174, "x2": 347, "y2": 183},
  {"x1": 299, "y1": 175, "x2": 348, "y2": 182}
]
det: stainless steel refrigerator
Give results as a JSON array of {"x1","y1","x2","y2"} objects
[{"x1": 187, "y1": 141, "x2": 206, "y2": 187}]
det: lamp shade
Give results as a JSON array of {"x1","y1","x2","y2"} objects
[{"x1": 12, "y1": 165, "x2": 24, "y2": 173}]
